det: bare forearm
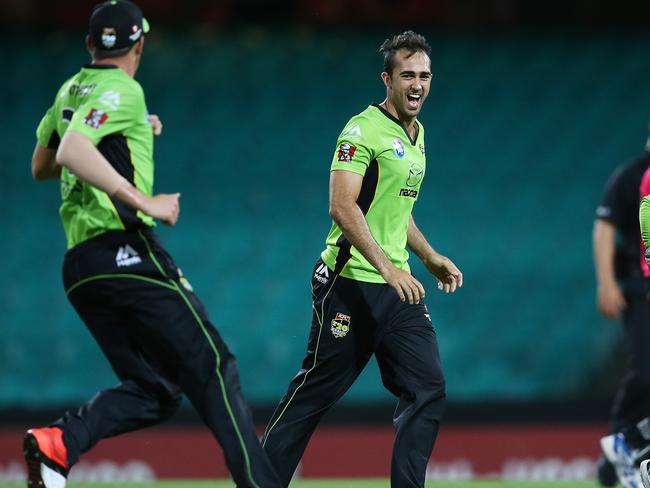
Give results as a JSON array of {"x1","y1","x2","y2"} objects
[
  {"x1": 593, "y1": 219, "x2": 617, "y2": 287},
  {"x1": 331, "y1": 204, "x2": 393, "y2": 276},
  {"x1": 407, "y1": 216, "x2": 443, "y2": 266},
  {"x1": 56, "y1": 131, "x2": 129, "y2": 196},
  {"x1": 31, "y1": 144, "x2": 61, "y2": 181}
]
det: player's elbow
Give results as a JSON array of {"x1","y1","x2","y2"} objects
[
  {"x1": 31, "y1": 159, "x2": 47, "y2": 181},
  {"x1": 55, "y1": 140, "x2": 72, "y2": 169},
  {"x1": 329, "y1": 202, "x2": 346, "y2": 224}
]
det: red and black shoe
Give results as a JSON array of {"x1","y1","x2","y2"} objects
[{"x1": 23, "y1": 427, "x2": 69, "y2": 488}]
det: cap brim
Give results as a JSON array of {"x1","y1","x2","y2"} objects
[{"x1": 142, "y1": 17, "x2": 150, "y2": 33}]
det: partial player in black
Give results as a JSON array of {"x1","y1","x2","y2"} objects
[
  {"x1": 262, "y1": 31, "x2": 463, "y2": 488},
  {"x1": 594, "y1": 138, "x2": 650, "y2": 487},
  {"x1": 26, "y1": 2, "x2": 281, "y2": 488}
]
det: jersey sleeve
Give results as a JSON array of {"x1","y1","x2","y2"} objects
[
  {"x1": 330, "y1": 118, "x2": 374, "y2": 176},
  {"x1": 596, "y1": 164, "x2": 630, "y2": 227},
  {"x1": 67, "y1": 81, "x2": 143, "y2": 145},
  {"x1": 35, "y1": 105, "x2": 60, "y2": 149}
]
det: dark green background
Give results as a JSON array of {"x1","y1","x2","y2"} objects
[{"x1": 3, "y1": 30, "x2": 645, "y2": 408}]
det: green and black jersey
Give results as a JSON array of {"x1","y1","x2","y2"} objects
[
  {"x1": 36, "y1": 64, "x2": 155, "y2": 249},
  {"x1": 321, "y1": 104, "x2": 427, "y2": 283}
]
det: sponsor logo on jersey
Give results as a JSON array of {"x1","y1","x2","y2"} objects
[
  {"x1": 116, "y1": 245, "x2": 142, "y2": 267},
  {"x1": 341, "y1": 124, "x2": 362, "y2": 141},
  {"x1": 84, "y1": 108, "x2": 109, "y2": 129},
  {"x1": 337, "y1": 143, "x2": 357, "y2": 162},
  {"x1": 406, "y1": 162, "x2": 424, "y2": 187},
  {"x1": 399, "y1": 188, "x2": 418, "y2": 198},
  {"x1": 393, "y1": 138, "x2": 405, "y2": 158},
  {"x1": 419, "y1": 143, "x2": 425, "y2": 155},
  {"x1": 331, "y1": 312, "x2": 351, "y2": 338},
  {"x1": 314, "y1": 262, "x2": 330, "y2": 284},
  {"x1": 101, "y1": 28, "x2": 117, "y2": 48},
  {"x1": 69, "y1": 84, "x2": 96, "y2": 98},
  {"x1": 61, "y1": 177, "x2": 81, "y2": 199},
  {"x1": 99, "y1": 90, "x2": 121, "y2": 110}
]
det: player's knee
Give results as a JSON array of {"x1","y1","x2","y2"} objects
[
  {"x1": 419, "y1": 375, "x2": 446, "y2": 403},
  {"x1": 158, "y1": 389, "x2": 182, "y2": 418}
]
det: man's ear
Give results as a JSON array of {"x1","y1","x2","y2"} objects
[{"x1": 381, "y1": 71, "x2": 392, "y2": 89}]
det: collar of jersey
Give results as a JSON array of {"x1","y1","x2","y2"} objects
[
  {"x1": 371, "y1": 103, "x2": 419, "y2": 146},
  {"x1": 83, "y1": 63, "x2": 120, "y2": 70}
]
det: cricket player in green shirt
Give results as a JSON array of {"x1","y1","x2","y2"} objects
[
  {"x1": 24, "y1": 2, "x2": 281, "y2": 488},
  {"x1": 262, "y1": 31, "x2": 463, "y2": 488}
]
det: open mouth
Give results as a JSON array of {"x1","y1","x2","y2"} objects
[{"x1": 406, "y1": 93, "x2": 421, "y2": 110}]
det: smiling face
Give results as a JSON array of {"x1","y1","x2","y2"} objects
[{"x1": 381, "y1": 48, "x2": 432, "y2": 123}]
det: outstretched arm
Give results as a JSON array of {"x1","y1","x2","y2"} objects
[
  {"x1": 329, "y1": 170, "x2": 425, "y2": 304},
  {"x1": 56, "y1": 130, "x2": 180, "y2": 225},
  {"x1": 407, "y1": 215, "x2": 463, "y2": 293}
]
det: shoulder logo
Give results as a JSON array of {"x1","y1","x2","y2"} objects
[
  {"x1": 341, "y1": 124, "x2": 362, "y2": 141},
  {"x1": 331, "y1": 312, "x2": 351, "y2": 339},
  {"x1": 116, "y1": 245, "x2": 142, "y2": 267},
  {"x1": 393, "y1": 138, "x2": 405, "y2": 158},
  {"x1": 101, "y1": 28, "x2": 117, "y2": 48},
  {"x1": 337, "y1": 143, "x2": 357, "y2": 162},
  {"x1": 84, "y1": 108, "x2": 108, "y2": 129},
  {"x1": 596, "y1": 206, "x2": 611, "y2": 218},
  {"x1": 99, "y1": 90, "x2": 121, "y2": 110}
]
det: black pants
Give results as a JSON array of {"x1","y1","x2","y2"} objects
[
  {"x1": 53, "y1": 229, "x2": 280, "y2": 488},
  {"x1": 609, "y1": 290, "x2": 650, "y2": 433},
  {"x1": 262, "y1": 259, "x2": 446, "y2": 488}
]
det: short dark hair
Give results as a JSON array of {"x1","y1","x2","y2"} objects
[
  {"x1": 379, "y1": 30, "x2": 431, "y2": 75},
  {"x1": 92, "y1": 45, "x2": 132, "y2": 60}
]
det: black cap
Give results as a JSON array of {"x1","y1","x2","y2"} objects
[{"x1": 89, "y1": 0, "x2": 150, "y2": 52}]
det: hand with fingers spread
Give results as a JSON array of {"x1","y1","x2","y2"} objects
[
  {"x1": 382, "y1": 265, "x2": 426, "y2": 304},
  {"x1": 425, "y1": 254, "x2": 463, "y2": 294}
]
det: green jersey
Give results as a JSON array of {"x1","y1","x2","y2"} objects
[
  {"x1": 36, "y1": 64, "x2": 155, "y2": 249},
  {"x1": 321, "y1": 104, "x2": 427, "y2": 283}
]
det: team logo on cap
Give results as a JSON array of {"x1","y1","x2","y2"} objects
[
  {"x1": 101, "y1": 27, "x2": 117, "y2": 48},
  {"x1": 129, "y1": 24, "x2": 143, "y2": 42}
]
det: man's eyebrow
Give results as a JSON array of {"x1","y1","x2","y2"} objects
[{"x1": 399, "y1": 70, "x2": 432, "y2": 75}]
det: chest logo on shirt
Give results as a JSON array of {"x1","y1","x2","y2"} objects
[
  {"x1": 406, "y1": 162, "x2": 424, "y2": 187},
  {"x1": 84, "y1": 108, "x2": 109, "y2": 129},
  {"x1": 393, "y1": 138, "x2": 405, "y2": 159},
  {"x1": 331, "y1": 312, "x2": 351, "y2": 339},
  {"x1": 337, "y1": 143, "x2": 357, "y2": 162}
]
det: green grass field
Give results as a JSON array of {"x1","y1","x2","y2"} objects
[{"x1": 0, "y1": 481, "x2": 600, "y2": 488}]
